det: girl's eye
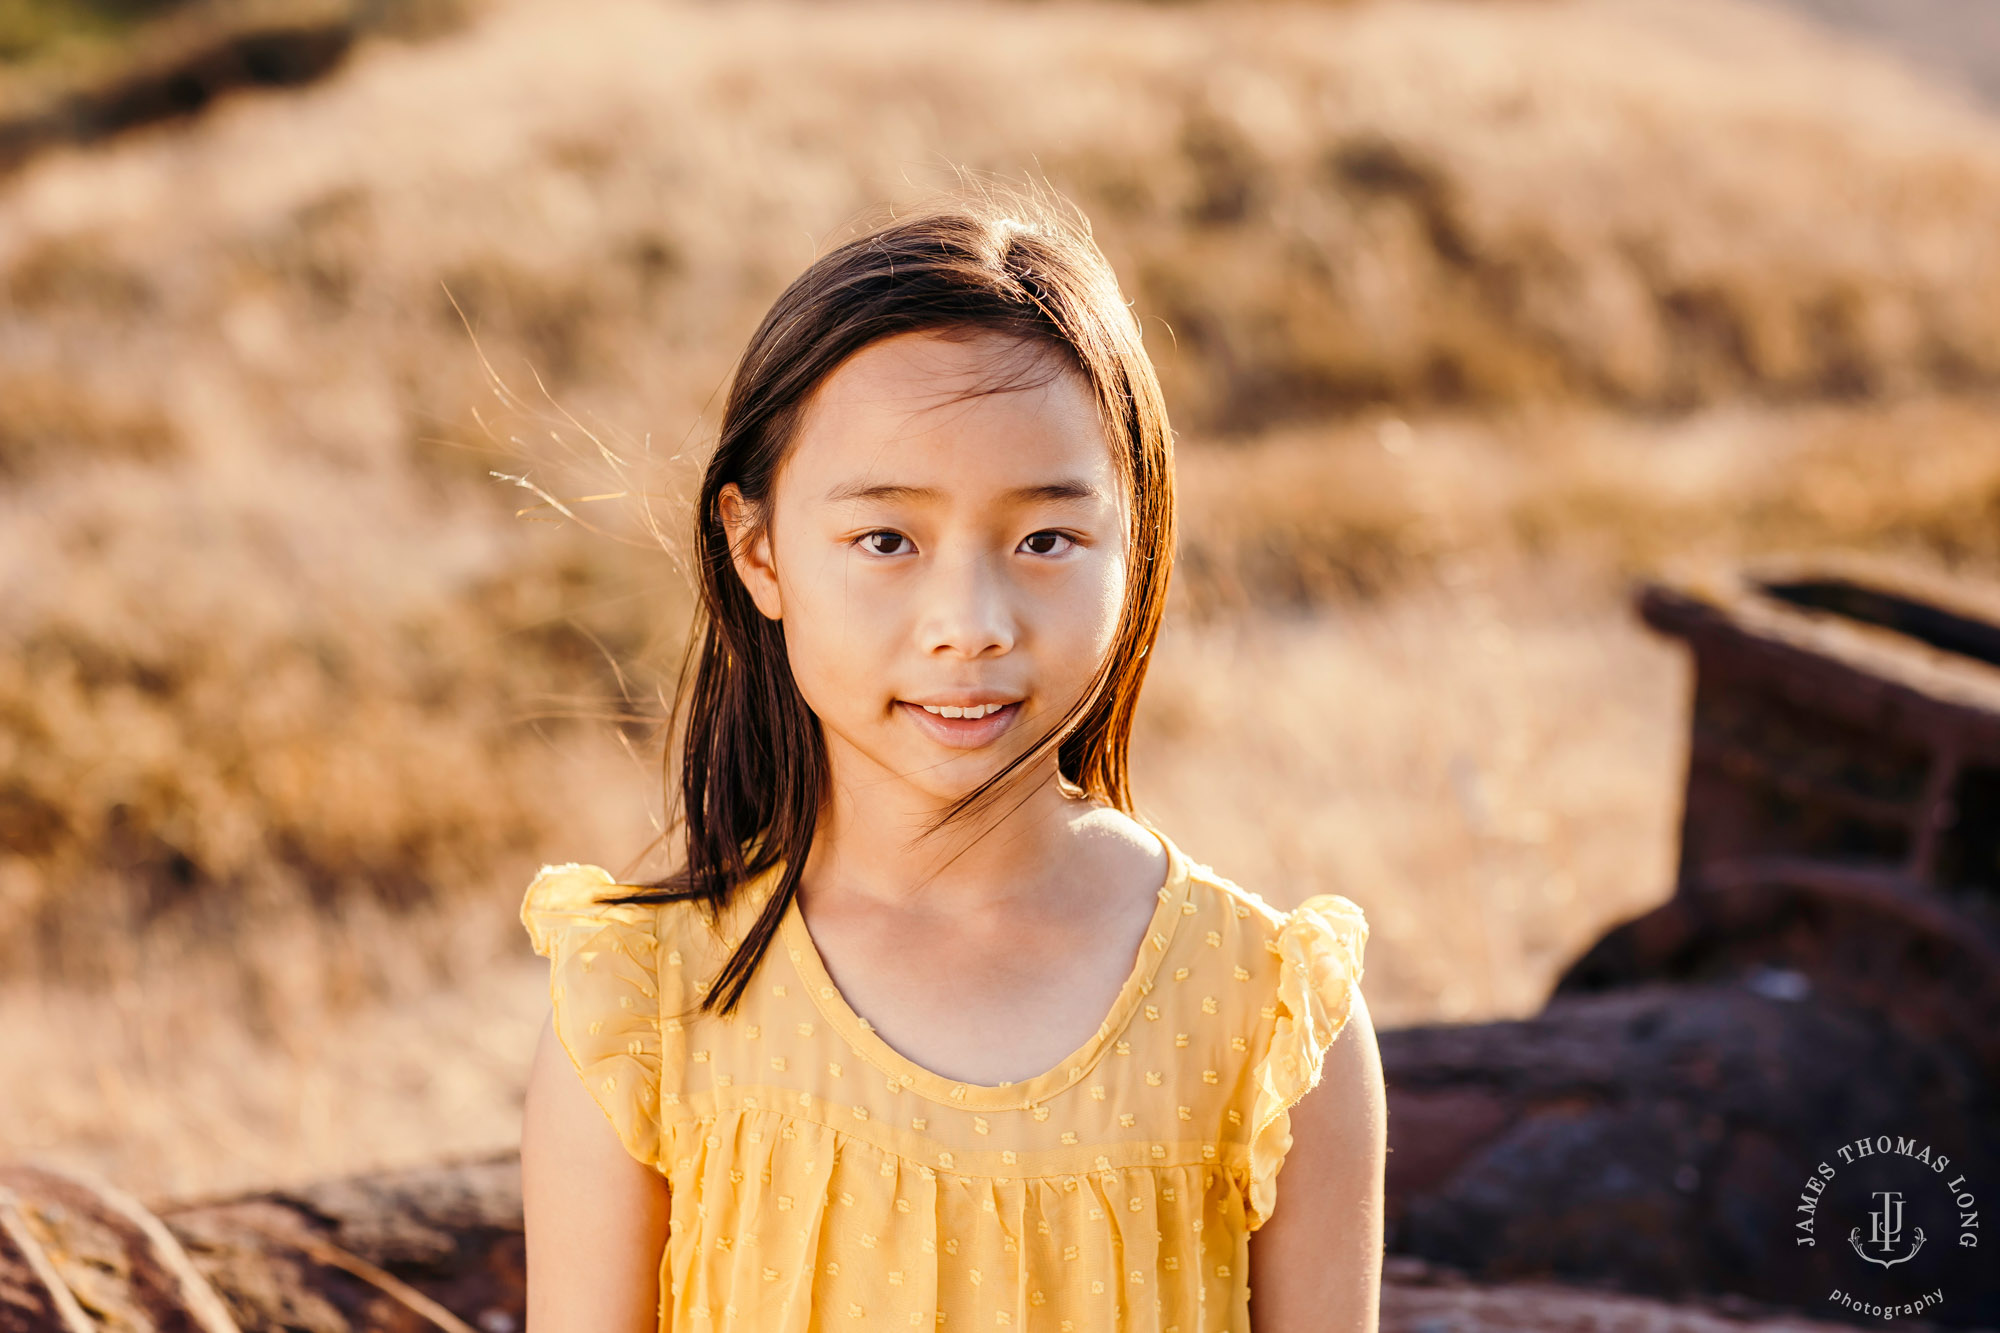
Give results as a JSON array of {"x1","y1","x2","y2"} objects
[
  {"x1": 1021, "y1": 531, "x2": 1075, "y2": 556},
  {"x1": 859, "y1": 531, "x2": 909, "y2": 556}
]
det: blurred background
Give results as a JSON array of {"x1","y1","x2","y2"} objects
[{"x1": 3, "y1": 0, "x2": 1998, "y2": 1206}]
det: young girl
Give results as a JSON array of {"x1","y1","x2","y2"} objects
[{"x1": 518, "y1": 188, "x2": 1384, "y2": 1333}]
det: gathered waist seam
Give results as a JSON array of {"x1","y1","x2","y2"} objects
[{"x1": 661, "y1": 1100, "x2": 1254, "y2": 1183}]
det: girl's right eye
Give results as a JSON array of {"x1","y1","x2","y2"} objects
[{"x1": 858, "y1": 531, "x2": 910, "y2": 556}]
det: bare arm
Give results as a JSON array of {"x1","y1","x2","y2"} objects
[
  {"x1": 1245, "y1": 989, "x2": 1387, "y2": 1333},
  {"x1": 521, "y1": 1009, "x2": 673, "y2": 1333}
]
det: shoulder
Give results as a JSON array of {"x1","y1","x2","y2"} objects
[
  {"x1": 519, "y1": 860, "x2": 794, "y2": 1013},
  {"x1": 1166, "y1": 848, "x2": 1372, "y2": 1059},
  {"x1": 521, "y1": 863, "x2": 663, "y2": 951},
  {"x1": 520, "y1": 863, "x2": 702, "y2": 978},
  {"x1": 1181, "y1": 856, "x2": 1289, "y2": 935},
  {"x1": 520, "y1": 862, "x2": 764, "y2": 950},
  {"x1": 1175, "y1": 851, "x2": 1369, "y2": 972}
]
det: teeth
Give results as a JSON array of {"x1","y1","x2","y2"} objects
[{"x1": 920, "y1": 702, "x2": 1009, "y2": 719}]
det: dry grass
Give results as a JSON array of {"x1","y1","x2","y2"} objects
[
  {"x1": 1176, "y1": 396, "x2": 2000, "y2": 614},
  {"x1": 4, "y1": 0, "x2": 2000, "y2": 1194}
]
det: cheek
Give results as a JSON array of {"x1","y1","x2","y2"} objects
[
  {"x1": 773, "y1": 558, "x2": 891, "y2": 709},
  {"x1": 1061, "y1": 548, "x2": 1129, "y2": 663}
]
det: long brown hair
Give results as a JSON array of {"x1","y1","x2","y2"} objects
[{"x1": 602, "y1": 182, "x2": 1177, "y2": 1018}]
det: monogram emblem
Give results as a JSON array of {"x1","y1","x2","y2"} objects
[{"x1": 1849, "y1": 1190, "x2": 1925, "y2": 1268}]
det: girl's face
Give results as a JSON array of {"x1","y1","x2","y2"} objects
[{"x1": 721, "y1": 327, "x2": 1130, "y2": 808}]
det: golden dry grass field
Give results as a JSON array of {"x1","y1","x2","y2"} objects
[{"x1": 3, "y1": 0, "x2": 1999, "y2": 1202}]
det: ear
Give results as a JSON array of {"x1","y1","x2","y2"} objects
[{"x1": 718, "y1": 484, "x2": 783, "y2": 620}]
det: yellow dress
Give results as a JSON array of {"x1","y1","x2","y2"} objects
[{"x1": 519, "y1": 830, "x2": 1368, "y2": 1332}]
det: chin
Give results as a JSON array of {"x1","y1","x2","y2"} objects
[{"x1": 905, "y1": 763, "x2": 1009, "y2": 806}]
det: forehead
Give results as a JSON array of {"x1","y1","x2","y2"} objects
[{"x1": 782, "y1": 329, "x2": 1118, "y2": 495}]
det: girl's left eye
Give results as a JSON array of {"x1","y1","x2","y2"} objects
[{"x1": 1021, "y1": 531, "x2": 1075, "y2": 556}]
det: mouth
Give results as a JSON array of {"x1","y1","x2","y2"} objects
[{"x1": 895, "y1": 699, "x2": 1024, "y2": 750}]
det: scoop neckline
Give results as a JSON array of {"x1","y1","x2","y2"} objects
[{"x1": 775, "y1": 828, "x2": 1194, "y2": 1112}]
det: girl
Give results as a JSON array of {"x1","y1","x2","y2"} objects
[{"x1": 518, "y1": 187, "x2": 1385, "y2": 1333}]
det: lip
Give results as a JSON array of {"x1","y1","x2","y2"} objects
[{"x1": 896, "y1": 699, "x2": 1024, "y2": 750}]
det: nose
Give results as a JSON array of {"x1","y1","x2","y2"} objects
[{"x1": 916, "y1": 545, "x2": 1016, "y2": 659}]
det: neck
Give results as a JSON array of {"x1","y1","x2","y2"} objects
[{"x1": 800, "y1": 757, "x2": 1119, "y2": 919}]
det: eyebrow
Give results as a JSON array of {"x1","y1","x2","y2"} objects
[{"x1": 823, "y1": 479, "x2": 1106, "y2": 505}]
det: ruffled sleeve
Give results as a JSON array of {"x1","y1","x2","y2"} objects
[
  {"x1": 521, "y1": 863, "x2": 671, "y2": 1171},
  {"x1": 1244, "y1": 892, "x2": 1370, "y2": 1230}
]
